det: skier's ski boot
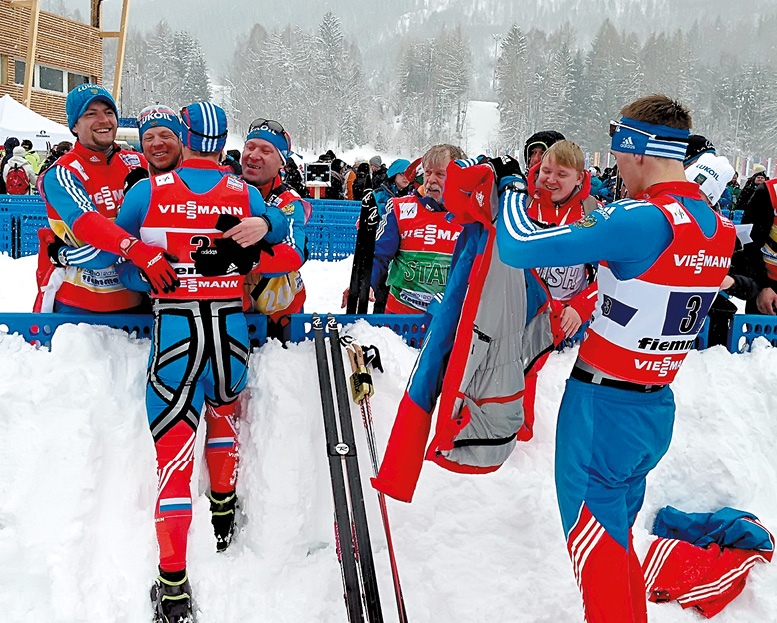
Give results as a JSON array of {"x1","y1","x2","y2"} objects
[
  {"x1": 209, "y1": 489, "x2": 237, "y2": 552},
  {"x1": 150, "y1": 569, "x2": 194, "y2": 623}
]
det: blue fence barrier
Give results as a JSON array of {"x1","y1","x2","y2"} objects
[
  {"x1": 726, "y1": 209, "x2": 744, "y2": 224},
  {"x1": 306, "y1": 200, "x2": 361, "y2": 261},
  {"x1": 0, "y1": 312, "x2": 268, "y2": 349},
  {"x1": 0, "y1": 312, "x2": 770, "y2": 355},
  {"x1": 0, "y1": 312, "x2": 429, "y2": 349},
  {"x1": 0, "y1": 196, "x2": 361, "y2": 262},
  {"x1": 728, "y1": 315, "x2": 777, "y2": 352}
]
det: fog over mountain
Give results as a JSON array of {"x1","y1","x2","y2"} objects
[
  {"x1": 101, "y1": 0, "x2": 777, "y2": 84},
  {"x1": 42, "y1": 0, "x2": 777, "y2": 156}
]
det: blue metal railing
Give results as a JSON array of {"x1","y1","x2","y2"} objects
[
  {"x1": 0, "y1": 312, "x2": 772, "y2": 355},
  {"x1": 0, "y1": 196, "x2": 361, "y2": 262}
]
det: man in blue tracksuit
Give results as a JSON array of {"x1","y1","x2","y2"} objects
[{"x1": 446, "y1": 95, "x2": 736, "y2": 623}]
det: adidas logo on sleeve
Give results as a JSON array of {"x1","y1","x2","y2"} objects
[{"x1": 619, "y1": 136, "x2": 636, "y2": 150}]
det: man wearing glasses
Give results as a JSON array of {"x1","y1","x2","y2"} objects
[
  {"x1": 114, "y1": 102, "x2": 290, "y2": 623},
  {"x1": 446, "y1": 94, "x2": 736, "y2": 623},
  {"x1": 237, "y1": 118, "x2": 309, "y2": 339}
]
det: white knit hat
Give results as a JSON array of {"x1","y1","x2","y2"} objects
[{"x1": 685, "y1": 153, "x2": 735, "y2": 206}]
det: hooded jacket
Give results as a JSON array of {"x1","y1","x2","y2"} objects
[{"x1": 372, "y1": 162, "x2": 557, "y2": 503}]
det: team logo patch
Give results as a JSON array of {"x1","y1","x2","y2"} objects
[
  {"x1": 119, "y1": 153, "x2": 142, "y2": 168},
  {"x1": 89, "y1": 155, "x2": 100, "y2": 162},
  {"x1": 399, "y1": 202, "x2": 417, "y2": 220},
  {"x1": 71, "y1": 160, "x2": 88, "y2": 180},
  {"x1": 281, "y1": 204, "x2": 295, "y2": 215},
  {"x1": 619, "y1": 136, "x2": 636, "y2": 150},
  {"x1": 226, "y1": 176, "x2": 244, "y2": 192},
  {"x1": 572, "y1": 214, "x2": 597, "y2": 229},
  {"x1": 694, "y1": 173, "x2": 707, "y2": 185},
  {"x1": 155, "y1": 172, "x2": 175, "y2": 186},
  {"x1": 665, "y1": 202, "x2": 691, "y2": 225}
]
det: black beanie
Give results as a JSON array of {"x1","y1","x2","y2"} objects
[
  {"x1": 684, "y1": 135, "x2": 716, "y2": 167},
  {"x1": 524, "y1": 130, "x2": 565, "y2": 165}
]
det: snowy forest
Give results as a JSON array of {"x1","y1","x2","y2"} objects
[{"x1": 46, "y1": 0, "x2": 777, "y2": 157}]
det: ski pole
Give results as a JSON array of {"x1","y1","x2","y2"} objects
[{"x1": 345, "y1": 340, "x2": 409, "y2": 623}]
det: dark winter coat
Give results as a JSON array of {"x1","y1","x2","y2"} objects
[
  {"x1": 371, "y1": 165, "x2": 389, "y2": 190},
  {"x1": 352, "y1": 162, "x2": 372, "y2": 201},
  {"x1": 740, "y1": 183, "x2": 776, "y2": 312},
  {"x1": 283, "y1": 158, "x2": 307, "y2": 197}
]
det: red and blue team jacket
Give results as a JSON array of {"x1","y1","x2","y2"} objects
[
  {"x1": 372, "y1": 162, "x2": 558, "y2": 503},
  {"x1": 643, "y1": 506, "x2": 773, "y2": 618},
  {"x1": 39, "y1": 142, "x2": 147, "y2": 311}
]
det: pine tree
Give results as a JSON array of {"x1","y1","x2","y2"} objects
[
  {"x1": 496, "y1": 24, "x2": 531, "y2": 155},
  {"x1": 176, "y1": 31, "x2": 211, "y2": 106},
  {"x1": 584, "y1": 20, "x2": 623, "y2": 150}
]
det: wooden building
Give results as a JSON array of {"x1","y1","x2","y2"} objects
[{"x1": 0, "y1": 0, "x2": 124, "y2": 126}]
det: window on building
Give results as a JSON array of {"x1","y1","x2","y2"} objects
[
  {"x1": 14, "y1": 59, "x2": 26, "y2": 86},
  {"x1": 67, "y1": 72, "x2": 90, "y2": 92},
  {"x1": 39, "y1": 65, "x2": 64, "y2": 92}
]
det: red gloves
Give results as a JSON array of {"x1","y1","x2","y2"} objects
[{"x1": 120, "y1": 237, "x2": 180, "y2": 295}]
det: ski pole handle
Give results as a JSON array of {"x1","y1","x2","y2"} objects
[{"x1": 347, "y1": 344, "x2": 374, "y2": 403}]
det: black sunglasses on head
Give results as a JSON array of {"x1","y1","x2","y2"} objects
[{"x1": 249, "y1": 118, "x2": 286, "y2": 135}]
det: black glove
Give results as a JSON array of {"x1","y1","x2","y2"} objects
[
  {"x1": 486, "y1": 155, "x2": 524, "y2": 183},
  {"x1": 198, "y1": 213, "x2": 276, "y2": 275},
  {"x1": 47, "y1": 235, "x2": 69, "y2": 267},
  {"x1": 214, "y1": 214, "x2": 275, "y2": 258},
  {"x1": 193, "y1": 237, "x2": 251, "y2": 276},
  {"x1": 215, "y1": 213, "x2": 241, "y2": 233}
]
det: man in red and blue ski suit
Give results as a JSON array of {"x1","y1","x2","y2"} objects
[
  {"x1": 37, "y1": 84, "x2": 177, "y2": 313},
  {"x1": 115, "y1": 102, "x2": 290, "y2": 622},
  {"x1": 239, "y1": 119, "x2": 309, "y2": 339},
  {"x1": 450, "y1": 95, "x2": 736, "y2": 622}
]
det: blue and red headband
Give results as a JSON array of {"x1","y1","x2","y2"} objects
[
  {"x1": 137, "y1": 105, "x2": 180, "y2": 141},
  {"x1": 609, "y1": 117, "x2": 690, "y2": 161}
]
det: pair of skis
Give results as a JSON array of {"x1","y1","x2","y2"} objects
[
  {"x1": 312, "y1": 313, "x2": 408, "y2": 623},
  {"x1": 346, "y1": 196, "x2": 380, "y2": 314}
]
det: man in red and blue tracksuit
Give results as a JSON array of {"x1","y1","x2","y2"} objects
[
  {"x1": 239, "y1": 119, "x2": 309, "y2": 339},
  {"x1": 37, "y1": 84, "x2": 178, "y2": 312},
  {"x1": 451, "y1": 95, "x2": 736, "y2": 622},
  {"x1": 114, "y1": 102, "x2": 289, "y2": 623}
]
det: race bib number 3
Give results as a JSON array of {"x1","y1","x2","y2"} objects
[{"x1": 662, "y1": 291, "x2": 715, "y2": 335}]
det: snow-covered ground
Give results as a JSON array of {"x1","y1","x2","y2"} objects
[{"x1": 1, "y1": 254, "x2": 776, "y2": 623}]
